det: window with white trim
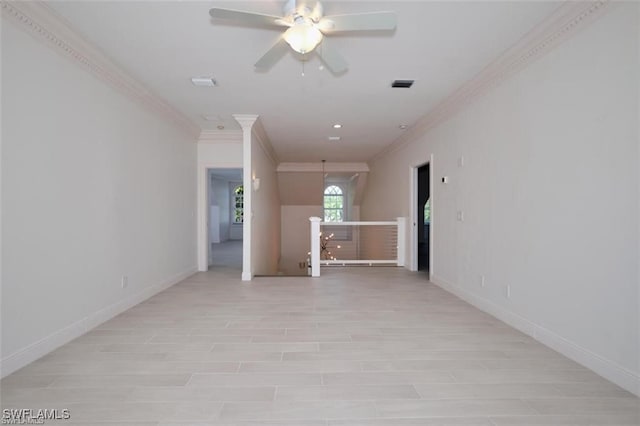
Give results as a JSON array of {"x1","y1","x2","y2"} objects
[{"x1": 323, "y1": 185, "x2": 344, "y2": 222}]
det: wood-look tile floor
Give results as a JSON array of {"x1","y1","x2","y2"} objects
[
  {"x1": 210, "y1": 241, "x2": 242, "y2": 270},
  {"x1": 2, "y1": 267, "x2": 638, "y2": 425}
]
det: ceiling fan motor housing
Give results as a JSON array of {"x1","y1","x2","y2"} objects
[{"x1": 284, "y1": 0, "x2": 321, "y2": 21}]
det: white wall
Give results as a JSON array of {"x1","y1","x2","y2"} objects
[
  {"x1": 1, "y1": 22, "x2": 197, "y2": 374},
  {"x1": 209, "y1": 175, "x2": 230, "y2": 244},
  {"x1": 281, "y1": 205, "x2": 322, "y2": 274},
  {"x1": 363, "y1": 4, "x2": 639, "y2": 394},
  {"x1": 210, "y1": 206, "x2": 221, "y2": 245},
  {"x1": 197, "y1": 139, "x2": 242, "y2": 167},
  {"x1": 250, "y1": 132, "x2": 281, "y2": 276}
]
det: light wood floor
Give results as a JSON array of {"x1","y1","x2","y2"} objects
[
  {"x1": 210, "y1": 240, "x2": 242, "y2": 270},
  {"x1": 1, "y1": 267, "x2": 638, "y2": 425}
]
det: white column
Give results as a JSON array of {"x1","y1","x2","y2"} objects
[
  {"x1": 234, "y1": 114, "x2": 259, "y2": 281},
  {"x1": 397, "y1": 217, "x2": 407, "y2": 267},
  {"x1": 309, "y1": 217, "x2": 321, "y2": 277}
]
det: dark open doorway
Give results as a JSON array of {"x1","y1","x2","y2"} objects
[{"x1": 417, "y1": 163, "x2": 430, "y2": 273}]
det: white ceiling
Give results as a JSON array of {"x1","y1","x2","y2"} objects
[{"x1": 48, "y1": 1, "x2": 561, "y2": 162}]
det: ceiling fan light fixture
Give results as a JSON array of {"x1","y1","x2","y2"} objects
[{"x1": 283, "y1": 22, "x2": 323, "y2": 54}]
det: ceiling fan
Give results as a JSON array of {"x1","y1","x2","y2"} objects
[{"x1": 209, "y1": 0, "x2": 397, "y2": 74}]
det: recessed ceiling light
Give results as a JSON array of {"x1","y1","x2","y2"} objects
[
  {"x1": 328, "y1": 136, "x2": 341, "y2": 141},
  {"x1": 217, "y1": 125, "x2": 225, "y2": 130},
  {"x1": 333, "y1": 124, "x2": 342, "y2": 129},
  {"x1": 399, "y1": 124, "x2": 408, "y2": 129},
  {"x1": 191, "y1": 77, "x2": 217, "y2": 87}
]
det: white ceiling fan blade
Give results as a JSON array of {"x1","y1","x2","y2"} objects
[
  {"x1": 209, "y1": 8, "x2": 290, "y2": 28},
  {"x1": 255, "y1": 38, "x2": 290, "y2": 70},
  {"x1": 318, "y1": 11, "x2": 397, "y2": 33},
  {"x1": 310, "y1": 2, "x2": 324, "y2": 22},
  {"x1": 316, "y1": 39, "x2": 348, "y2": 74}
]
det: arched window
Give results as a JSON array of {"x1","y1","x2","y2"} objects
[
  {"x1": 424, "y1": 198, "x2": 431, "y2": 224},
  {"x1": 233, "y1": 185, "x2": 244, "y2": 223},
  {"x1": 324, "y1": 185, "x2": 344, "y2": 222}
]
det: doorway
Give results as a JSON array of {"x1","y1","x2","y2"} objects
[
  {"x1": 208, "y1": 168, "x2": 243, "y2": 270},
  {"x1": 417, "y1": 163, "x2": 430, "y2": 274}
]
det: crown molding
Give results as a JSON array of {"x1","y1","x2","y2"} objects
[
  {"x1": 252, "y1": 118, "x2": 279, "y2": 166},
  {"x1": 370, "y1": 0, "x2": 613, "y2": 163},
  {"x1": 1, "y1": 1, "x2": 201, "y2": 139},
  {"x1": 277, "y1": 162, "x2": 370, "y2": 173},
  {"x1": 198, "y1": 129, "x2": 243, "y2": 144}
]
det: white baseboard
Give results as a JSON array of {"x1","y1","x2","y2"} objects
[
  {"x1": 431, "y1": 275, "x2": 640, "y2": 397},
  {"x1": 0, "y1": 267, "x2": 197, "y2": 378}
]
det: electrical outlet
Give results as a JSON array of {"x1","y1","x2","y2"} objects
[
  {"x1": 458, "y1": 156, "x2": 465, "y2": 167},
  {"x1": 457, "y1": 211, "x2": 464, "y2": 222},
  {"x1": 506, "y1": 284, "x2": 511, "y2": 299},
  {"x1": 481, "y1": 275, "x2": 485, "y2": 287},
  {"x1": 121, "y1": 276, "x2": 128, "y2": 289}
]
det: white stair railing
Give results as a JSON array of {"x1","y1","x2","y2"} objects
[{"x1": 309, "y1": 217, "x2": 406, "y2": 277}]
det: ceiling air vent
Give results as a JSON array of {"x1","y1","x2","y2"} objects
[
  {"x1": 391, "y1": 79, "x2": 414, "y2": 88},
  {"x1": 191, "y1": 77, "x2": 217, "y2": 87}
]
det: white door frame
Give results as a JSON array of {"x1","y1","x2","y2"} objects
[{"x1": 409, "y1": 154, "x2": 434, "y2": 281}]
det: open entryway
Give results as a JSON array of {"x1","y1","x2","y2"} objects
[
  {"x1": 417, "y1": 163, "x2": 430, "y2": 274},
  {"x1": 208, "y1": 168, "x2": 243, "y2": 271},
  {"x1": 410, "y1": 157, "x2": 434, "y2": 278}
]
